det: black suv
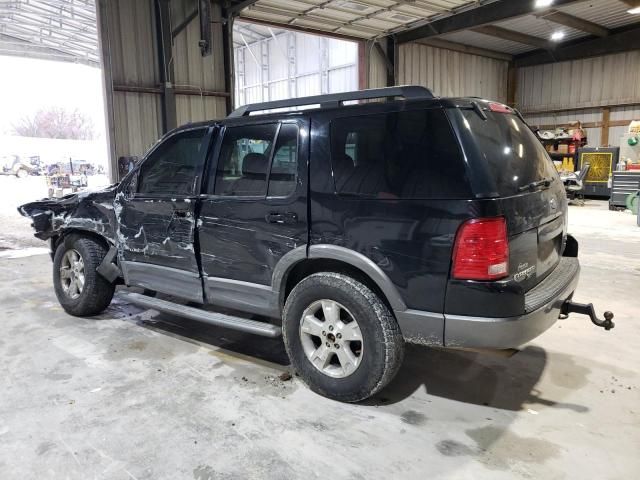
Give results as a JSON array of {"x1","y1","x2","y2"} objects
[{"x1": 19, "y1": 86, "x2": 613, "y2": 402}]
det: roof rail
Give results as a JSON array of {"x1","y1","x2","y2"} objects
[{"x1": 227, "y1": 85, "x2": 434, "y2": 118}]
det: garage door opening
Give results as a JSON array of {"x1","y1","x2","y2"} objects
[
  {"x1": 0, "y1": 0, "x2": 107, "y2": 251},
  {"x1": 233, "y1": 21, "x2": 359, "y2": 108}
]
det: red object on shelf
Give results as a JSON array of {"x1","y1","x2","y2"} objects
[{"x1": 627, "y1": 164, "x2": 640, "y2": 171}]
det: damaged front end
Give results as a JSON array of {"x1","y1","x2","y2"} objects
[{"x1": 18, "y1": 185, "x2": 119, "y2": 257}]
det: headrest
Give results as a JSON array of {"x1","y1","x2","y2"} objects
[{"x1": 242, "y1": 153, "x2": 267, "y2": 176}]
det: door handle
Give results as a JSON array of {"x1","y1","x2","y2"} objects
[{"x1": 266, "y1": 212, "x2": 297, "y2": 224}]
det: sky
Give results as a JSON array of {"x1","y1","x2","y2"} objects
[{"x1": 0, "y1": 55, "x2": 106, "y2": 139}]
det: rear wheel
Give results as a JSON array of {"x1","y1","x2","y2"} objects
[
  {"x1": 283, "y1": 272, "x2": 404, "y2": 402},
  {"x1": 53, "y1": 235, "x2": 115, "y2": 316},
  {"x1": 16, "y1": 168, "x2": 28, "y2": 178}
]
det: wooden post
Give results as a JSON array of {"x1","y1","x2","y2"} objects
[{"x1": 601, "y1": 107, "x2": 611, "y2": 147}]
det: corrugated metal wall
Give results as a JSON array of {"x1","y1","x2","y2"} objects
[
  {"x1": 101, "y1": 0, "x2": 162, "y2": 166},
  {"x1": 98, "y1": 0, "x2": 228, "y2": 180},
  {"x1": 398, "y1": 42, "x2": 509, "y2": 102},
  {"x1": 234, "y1": 31, "x2": 358, "y2": 107},
  {"x1": 517, "y1": 51, "x2": 640, "y2": 113},
  {"x1": 172, "y1": 0, "x2": 227, "y2": 125},
  {"x1": 367, "y1": 41, "x2": 388, "y2": 89},
  {"x1": 518, "y1": 52, "x2": 640, "y2": 148}
]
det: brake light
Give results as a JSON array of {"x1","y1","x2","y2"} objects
[
  {"x1": 488, "y1": 102, "x2": 512, "y2": 114},
  {"x1": 452, "y1": 217, "x2": 509, "y2": 281}
]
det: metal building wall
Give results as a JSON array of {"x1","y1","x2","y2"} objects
[
  {"x1": 517, "y1": 51, "x2": 640, "y2": 113},
  {"x1": 365, "y1": 41, "x2": 390, "y2": 89},
  {"x1": 98, "y1": 0, "x2": 229, "y2": 181},
  {"x1": 172, "y1": 1, "x2": 227, "y2": 125},
  {"x1": 398, "y1": 42, "x2": 509, "y2": 102},
  {"x1": 234, "y1": 30, "x2": 358, "y2": 107},
  {"x1": 518, "y1": 52, "x2": 640, "y2": 147}
]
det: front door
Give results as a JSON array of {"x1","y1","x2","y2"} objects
[
  {"x1": 116, "y1": 126, "x2": 213, "y2": 303},
  {"x1": 198, "y1": 119, "x2": 308, "y2": 315}
]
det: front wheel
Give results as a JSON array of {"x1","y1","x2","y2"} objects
[
  {"x1": 16, "y1": 168, "x2": 28, "y2": 178},
  {"x1": 53, "y1": 235, "x2": 115, "y2": 316},
  {"x1": 282, "y1": 272, "x2": 404, "y2": 402}
]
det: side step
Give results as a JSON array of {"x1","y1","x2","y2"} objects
[{"x1": 120, "y1": 292, "x2": 282, "y2": 338}]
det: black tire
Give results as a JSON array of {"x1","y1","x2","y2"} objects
[
  {"x1": 282, "y1": 272, "x2": 404, "y2": 402},
  {"x1": 53, "y1": 235, "x2": 115, "y2": 316}
]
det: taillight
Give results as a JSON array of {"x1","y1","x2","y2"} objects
[{"x1": 452, "y1": 217, "x2": 509, "y2": 281}]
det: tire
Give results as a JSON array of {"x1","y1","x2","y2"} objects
[
  {"x1": 53, "y1": 235, "x2": 115, "y2": 316},
  {"x1": 282, "y1": 272, "x2": 404, "y2": 402},
  {"x1": 16, "y1": 168, "x2": 28, "y2": 178}
]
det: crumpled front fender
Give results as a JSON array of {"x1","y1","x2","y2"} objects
[{"x1": 18, "y1": 185, "x2": 119, "y2": 243}]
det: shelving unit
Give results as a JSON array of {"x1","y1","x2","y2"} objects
[{"x1": 541, "y1": 137, "x2": 588, "y2": 173}]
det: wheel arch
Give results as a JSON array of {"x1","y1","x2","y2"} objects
[
  {"x1": 274, "y1": 245, "x2": 407, "y2": 314},
  {"x1": 53, "y1": 228, "x2": 113, "y2": 253}
]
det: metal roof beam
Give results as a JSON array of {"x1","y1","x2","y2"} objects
[
  {"x1": 396, "y1": 0, "x2": 582, "y2": 44},
  {"x1": 514, "y1": 24, "x2": 640, "y2": 67},
  {"x1": 471, "y1": 25, "x2": 551, "y2": 49},
  {"x1": 537, "y1": 9, "x2": 610, "y2": 37}
]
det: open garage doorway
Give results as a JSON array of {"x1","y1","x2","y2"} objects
[
  {"x1": 233, "y1": 20, "x2": 360, "y2": 107},
  {"x1": 0, "y1": 0, "x2": 108, "y2": 251}
]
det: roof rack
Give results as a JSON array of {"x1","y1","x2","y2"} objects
[{"x1": 227, "y1": 85, "x2": 434, "y2": 118}]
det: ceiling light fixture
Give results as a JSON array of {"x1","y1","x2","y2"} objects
[
  {"x1": 551, "y1": 31, "x2": 565, "y2": 41},
  {"x1": 535, "y1": 0, "x2": 554, "y2": 7},
  {"x1": 628, "y1": 6, "x2": 640, "y2": 14}
]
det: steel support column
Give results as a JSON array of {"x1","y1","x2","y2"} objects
[
  {"x1": 95, "y1": 0, "x2": 117, "y2": 182},
  {"x1": 155, "y1": 0, "x2": 177, "y2": 133},
  {"x1": 221, "y1": 7, "x2": 235, "y2": 114}
]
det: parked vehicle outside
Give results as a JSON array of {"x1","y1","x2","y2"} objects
[
  {"x1": 19, "y1": 86, "x2": 614, "y2": 402},
  {"x1": 1, "y1": 154, "x2": 38, "y2": 177}
]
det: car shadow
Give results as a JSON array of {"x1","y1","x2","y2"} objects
[
  {"x1": 369, "y1": 344, "x2": 589, "y2": 413},
  {"x1": 106, "y1": 294, "x2": 587, "y2": 413}
]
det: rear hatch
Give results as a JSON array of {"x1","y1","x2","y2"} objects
[{"x1": 453, "y1": 102, "x2": 567, "y2": 292}]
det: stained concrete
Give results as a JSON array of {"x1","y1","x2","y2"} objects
[{"x1": 0, "y1": 200, "x2": 638, "y2": 479}]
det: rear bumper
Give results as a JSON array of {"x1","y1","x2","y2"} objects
[{"x1": 443, "y1": 257, "x2": 580, "y2": 349}]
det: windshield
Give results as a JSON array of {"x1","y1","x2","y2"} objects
[{"x1": 461, "y1": 110, "x2": 558, "y2": 196}]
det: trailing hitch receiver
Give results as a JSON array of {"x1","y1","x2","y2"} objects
[{"x1": 560, "y1": 301, "x2": 615, "y2": 330}]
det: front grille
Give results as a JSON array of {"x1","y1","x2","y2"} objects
[{"x1": 524, "y1": 257, "x2": 579, "y2": 313}]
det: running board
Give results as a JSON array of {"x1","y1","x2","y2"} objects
[{"x1": 120, "y1": 292, "x2": 282, "y2": 338}]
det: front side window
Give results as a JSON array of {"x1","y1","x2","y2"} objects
[
  {"x1": 330, "y1": 109, "x2": 470, "y2": 199},
  {"x1": 138, "y1": 128, "x2": 208, "y2": 195},
  {"x1": 213, "y1": 124, "x2": 278, "y2": 196}
]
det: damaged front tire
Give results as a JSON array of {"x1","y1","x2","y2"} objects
[{"x1": 53, "y1": 235, "x2": 115, "y2": 316}]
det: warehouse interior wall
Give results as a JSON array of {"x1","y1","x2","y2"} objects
[
  {"x1": 519, "y1": 51, "x2": 640, "y2": 148},
  {"x1": 97, "y1": 0, "x2": 229, "y2": 181},
  {"x1": 398, "y1": 42, "x2": 509, "y2": 103}
]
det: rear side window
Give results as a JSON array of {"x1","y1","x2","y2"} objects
[
  {"x1": 461, "y1": 110, "x2": 558, "y2": 196},
  {"x1": 138, "y1": 128, "x2": 207, "y2": 195},
  {"x1": 330, "y1": 109, "x2": 470, "y2": 199}
]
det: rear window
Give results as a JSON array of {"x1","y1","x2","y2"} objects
[
  {"x1": 330, "y1": 109, "x2": 471, "y2": 199},
  {"x1": 461, "y1": 110, "x2": 558, "y2": 196}
]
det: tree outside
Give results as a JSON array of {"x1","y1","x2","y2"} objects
[{"x1": 12, "y1": 107, "x2": 96, "y2": 140}]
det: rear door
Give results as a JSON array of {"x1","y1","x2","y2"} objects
[
  {"x1": 116, "y1": 126, "x2": 212, "y2": 302},
  {"x1": 198, "y1": 119, "x2": 308, "y2": 315},
  {"x1": 455, "y1": 107, "x2": 567, "y2": 291}
]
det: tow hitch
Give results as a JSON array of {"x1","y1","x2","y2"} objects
[{"x1": 560, "y1": 301, "x2": 615, "y2": 330}]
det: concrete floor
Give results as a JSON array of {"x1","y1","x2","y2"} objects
[{"x1": 0, "y1": 200, "x2": 638, "y2": 480}]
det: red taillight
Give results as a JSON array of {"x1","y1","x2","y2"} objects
[
  {"x1": 452, "y1": 217, "x2": 509, "y2": 281},
  {"x1": 488, "y1": 102, "x2": 512, "y2": 114}
]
